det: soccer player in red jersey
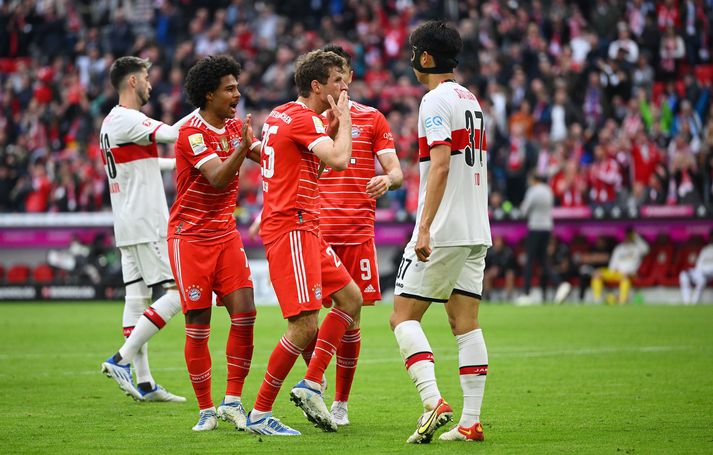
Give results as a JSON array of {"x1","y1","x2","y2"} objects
[
  {"x1": 245, "y1": 50, "x2": 362, "y2": 436},
  {"x1": 307, "y1": 44, "x2": 403, "y2": 426},
  {"x1": 168, "y1": 55, "x2": 260, "y2": 432}
]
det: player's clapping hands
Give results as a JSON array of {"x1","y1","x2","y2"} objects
[{"x1": 238, "y1": 114, "x2": 253, "y2": 154}]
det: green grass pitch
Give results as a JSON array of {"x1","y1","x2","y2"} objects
[{"x1": 0, "y1": 302, "x2": 712, "y2": 454}]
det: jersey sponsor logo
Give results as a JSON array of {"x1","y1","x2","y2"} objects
[
  {"x1": 351, "y1": 126, "x2": 361, "y2": 138},
  {"x1": 364, "y1": 284, "x2": 376, "y2": 293},
  {"x1": 383, "y1": 132, "x2": 393, "y2": 141},
  {"x1": 424, "y1": 115, "x2": 444, "y2": 131},
  {"x1": 142, "y1": 119, "x2": 152, "y2": 127},
  {"x1": 186, "y1": 284, "x2": 203, "y2": 301},
  {"x1": 312, "y1": 116, "x2": 326, "y2": 134},
  {"x1": 312, "y1": 284, "x2": 322, "y2": 300},
  {"x1": 189, "y1": 133, "x2": 207, "y2": 155}
]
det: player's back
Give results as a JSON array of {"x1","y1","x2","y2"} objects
[
  {"x1": 319, "y1": 101, "x2": 395, "y2": 246},
  {"x1": 416, "y1": 81, "x2": 491, "y2": 248},
  {"x1": 99, "y1": 105, "x2": 168, "y2": 248},
  {"x1": 169, "y1": 112, "x2": 243, "y2": 244},
  {"x1": 259, "y1": 101, "x2": 326, "y2": 245}
]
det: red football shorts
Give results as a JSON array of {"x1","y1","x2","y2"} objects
[
  {"x1": 322, "y1": 239, "x2": 381, "y2": 307},
  {"x1": 265, "y1": 230, "x2": 352, "y2": 319},
  {"x1": 168, "y1": 235, "x2": 253, "y2": 313}
]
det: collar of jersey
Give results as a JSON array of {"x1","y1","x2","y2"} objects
[{"x1": 195, "y1": 111, "x2": 226, "y2": 134}]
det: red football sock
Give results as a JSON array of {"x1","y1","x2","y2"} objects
[
  {"x1": 301, "y1": 334, "x2": 317, "y2": 366},
  {"x1": 334, "y1": 329, "x2": 361, "y2": 402},
  {"x1": 305, "y1": 308, "x2": 353, "y2": 384},
  {"x1": 253, "y1": 336, "x2": 302, "y2": 412},
  {"x1": 185, "y1": 324, "x2": 213, "y2": 410},
  {"x1": 225, "y1": 311, "x2": 255, "y2": 397}
]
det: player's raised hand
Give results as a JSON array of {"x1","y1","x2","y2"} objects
[
  {"x1": 325, "y1": 108, "x2": 339, "y2": 139},
  {"x1": 239, "y1": 114, "x2": 253, "y2": 153},
  {"x1": 415, "y1": 227, "x2": 432, "y2": 262},
  {"x1": 365, "y1": 175, "x2": 391, "y2": 199}
]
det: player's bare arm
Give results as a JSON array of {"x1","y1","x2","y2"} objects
[
  {"x1": 199, "y1": 114, "x2": 254, "y2": 189},
  {"x1": 366, "y1": 152, "x2": 403, "y2": 199},
  {"x1": 414, "y1": 144, "x2": 450, "y2": 262},
  {"x1": 312, "y1": 91, "x2": 352, "y2": 171}
]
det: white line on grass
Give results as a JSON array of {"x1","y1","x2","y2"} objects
[{"x1": 0, "y1": 345, "x2": 694, "y2": 378}]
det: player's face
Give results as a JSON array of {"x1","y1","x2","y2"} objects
[
  {"x1": 208, "y1": 74, "x2": 240, "y2": 119},
  {"x1": 134, "y1": 69, "x2": 151, "y2": 106},
  {"x1": 320, "y1": 66, "x2": 348, "y2": 106}
]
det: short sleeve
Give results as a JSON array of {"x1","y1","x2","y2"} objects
[
  {"x1": 372, "y1": 111, "x2": 396, "y2": 156},
  {"x1": 292, "y1": 111, "x2": 332, "y2": 151},
  {"x1": 121, "y1": 110, "x2": 163, "y2": 145},
  {"x1": 177, "y1": 126, "x2": 219, "y2": 169},
  {"x1": 419, "y1": 93, "x2": 452, "y2": 149}
]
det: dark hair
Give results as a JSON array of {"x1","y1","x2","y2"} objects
[
  {"x1": 409, "y1": 20, "x2": 463, "y2": 61},
  {"x1": 322, "y1": 44, "x2": 351, "y2": 69},
  {"x1": 184, "y1": 55, "x2": 241, "y2": 109},
  {"x1": 294, "y1": 50, "x2": 346, "y2": 98},
  {"x1": 109, "y1": 56, "x2": 151, "y2": 89}
]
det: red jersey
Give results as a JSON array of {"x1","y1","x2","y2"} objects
[
  {"x1": 259, "y1": 101, "x2": 331, "y2": 244},
  {"x1": 319, "y1": 102, "x2": 395, "y2": 245},
  {"x1": 169, "y1": 112, "x2": 247, "y2": 244}
]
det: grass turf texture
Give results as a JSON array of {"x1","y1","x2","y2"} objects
[{"x1": 0, "y1": 303, "x2": 711, "y2": 454}]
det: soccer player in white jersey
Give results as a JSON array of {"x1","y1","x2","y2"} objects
[
  {"x1": 390, "y1": 21, "x2": 492, "y2": 444},
  {"x1": 99, "y1": 56, "x2": 195, "y2": 402},
  {"x1": 680, "y1": 230, "x2": 713, "y2": 304}
]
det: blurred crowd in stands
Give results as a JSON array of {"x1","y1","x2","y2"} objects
[{"x1": 1, "y1": 0, "x2": 713, "y2": 222}]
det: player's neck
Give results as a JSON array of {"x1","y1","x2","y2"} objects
[
  {"x1": 297, "y1": 95, "x2": 326, "y2": 114},
  {"x1": 118, "y1": 93, "x2": 141, "y2": 110},
  {"x1": 425, "y1": 73, "x2": 456, "y2": 91},
  {"x1": 199, "y1": 109, "x2": 226, "y2": 129}
]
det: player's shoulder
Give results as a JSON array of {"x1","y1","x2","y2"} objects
[
  {"x1": 179, "y1": 112, "x2": 207, "y2": 135},
  {"x1": 103, "y1": 105, "x2": 147, "y2": 126},
  {"x1": 350, "y1": 101, "x2": 378, "y2": 114}
]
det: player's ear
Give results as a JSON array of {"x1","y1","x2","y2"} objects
[{"x1": 311, "y1": 79, "x2": 321, "y2": 95}]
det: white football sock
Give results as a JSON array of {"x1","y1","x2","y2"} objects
[
  {"x1": 457, "y1": 328, "x2": 488, "y2": 427},
  {"x1": 119, "y1": 289, "x2": 181, "y2": 365},
  {"x1": 394, "y1": 320, "x2": 440, "y2": 410},
  {"x1": 679, "y1": 271, "x2": 692, "y2": 304}
]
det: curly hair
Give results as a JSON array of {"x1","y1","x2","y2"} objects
[
  {"x1": 184, "y1": 55, "x2": 241, "y2": 109},
  {"x1": 294, "y1": 50, "x2": 346, "y2": 98},
  {"x1": 109, "y1": 56, "x2": 151, "y2": 90}
]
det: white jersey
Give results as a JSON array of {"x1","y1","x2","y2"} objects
[
  {"x1": 99, "y1": 106, "x2": 168, "y2": 247},
  {"x1": 414, "y1": 80, "x2": 492, "y2": 247},
  {"x1": 695, "y1": 244, "x2": 713, "y2": 271},
  {"x1": 609, "y1": 236, "x2": 649, "y2": 275}
]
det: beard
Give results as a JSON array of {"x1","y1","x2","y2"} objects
[{"x1": 138, "y1": 90, "x2": 150, "y2": 106}]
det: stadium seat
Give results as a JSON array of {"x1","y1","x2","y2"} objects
[
  {"x1": 694, "y1": 64, "x2": 713, "y2": 84},
  {"x1": 33, "y1": 264, "x2": 55, "y2": 284},
  {"x1": 6, "y1": 265, "x2": 31, "y2": 284}
]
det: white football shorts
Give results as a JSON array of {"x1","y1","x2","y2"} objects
[
  {"x1": 120, "y1": 239, "x2": 174, "y2": 287},
  {"x1": 394, "y1": 242, "x2": 488, "y2": 302}
]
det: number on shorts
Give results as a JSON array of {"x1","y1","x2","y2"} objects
[
  {"x1": 326, "y1": 246, "x2": 342, "y2": 267},
  {"x1": 396, "y1": 257, "x2": 412, "y2": 280},
  {"x1": 359, "y1": 258, "x2": 371, "y2": 280}
]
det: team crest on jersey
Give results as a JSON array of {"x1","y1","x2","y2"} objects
[
  {"x1": 188, "y1": 133, "x2": 207, "y2": 155},
  {"x1": 312, "y1": 285, "x2": 322, "y2": 300},
  {"x1": 351, "y1": 126, "x2": 361, "y2": 138},
  {"x1": 231, "y1": 137, "x2": 241, "y2": 151},
  {"x1": 186, "y1": 285, "x2": 203, "y2": 301},
  {"x1": 312, "y1": 116, "x2": 326, "y2": 134}
]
